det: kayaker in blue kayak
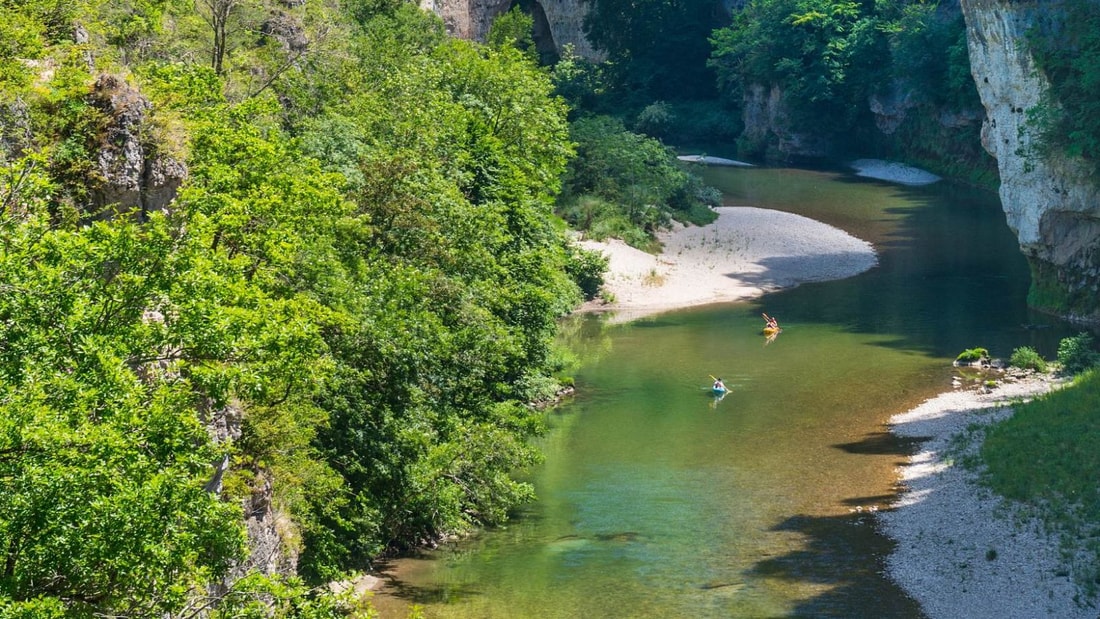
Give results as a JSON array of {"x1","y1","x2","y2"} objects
[{"x1": 713, "y1": 378, "x2": 727, "y2": 392}]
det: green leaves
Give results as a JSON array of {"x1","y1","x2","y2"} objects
[
  {"x1": 1026, "y1": 0, "x2": 1100, "y2": 175},
  {"x1": 1, "y1": 0, "x2": 586, "y2": 609},
  {"x1": 584, "y1": 0, "x2": 728, "y2": 101},
  {"x1": 710, "y1": 0, "x2": 887, "y2": 133},
  {"x1": 559, "y1": 115, "x2": 716, "y2": 248},
  {"x1": 0, "y1": 217, "x2": 247, "y2": 617}
]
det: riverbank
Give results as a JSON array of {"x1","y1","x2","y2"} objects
[
  {"x1": 879, "y1": 373, "x2": 1095, "y2": 619},
  {"x1": 575, "y1": 206, "x2": 877, "y2": 322},
  {"x1": 571, "y1": 165, "x2": 1094, "y2": 616}
]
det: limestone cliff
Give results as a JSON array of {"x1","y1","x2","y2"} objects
[
  {"x1": 961, "y1": 0, "x2": 1100, "y2": 322},
  {"x1": 419, "y1": 0, "x2": 602, "y2": 59}
]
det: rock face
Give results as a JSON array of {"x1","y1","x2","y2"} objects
[
  {"x1": 419, "y1": 0, "x2": 602, "y2": 59},
  {"x1": 961, "y1": 0, "x2": 1100, "y2": 321},
  {"x1": 86, "y1": 74, "x2": 187, "y2": 219},
  {"x1": 741, "y1": 83, "x2": 829, "y2": 159},
  {"x1": 200, "y1": 399, "x2": 301, "y2": 583}
]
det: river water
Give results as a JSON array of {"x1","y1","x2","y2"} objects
[{"x1": 371, "y1": 166, "x2": 1077, "y2": 618}]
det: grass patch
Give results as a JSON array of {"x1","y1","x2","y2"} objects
[
  {"x1": 981, "y1": 369, "x2": 1100, "y2": 592},
  {"x1": 642, "y1": 268, "x2": 666, "y2": 287}
]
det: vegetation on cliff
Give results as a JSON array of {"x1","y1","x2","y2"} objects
[
  {"x1": 1025, "y1": 0, "x2": 1100, "y2": 177},
  {"x1": 707, "y1": 0, "x2": 986, "y2": 172}
]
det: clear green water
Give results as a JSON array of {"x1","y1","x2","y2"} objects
[{"x1": 372, "y1": 167, "x2": 1077, "y2": 618}]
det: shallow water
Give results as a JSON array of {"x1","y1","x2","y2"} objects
[{"x1": 371, "y1": 167, "x2": 1077, "y2": 618}]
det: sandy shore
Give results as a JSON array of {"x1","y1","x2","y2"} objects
[
  {"x1": 575, "y1": 206, "x2": 877, "y2": 322},
  {"x1": 676, "y1": 154, "x2": 754, "y2": 167},
  {"x1": 880, "y1": 375, "x2": 1095, "y2": 618}
]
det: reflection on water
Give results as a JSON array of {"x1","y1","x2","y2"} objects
[{"x1": 371, "y1": 167, "x2": 1078, "y2": 618}]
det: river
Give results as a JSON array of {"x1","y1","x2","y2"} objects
[{"x1": 370, "y1": 165, "x2": 1078, "y2": 618}]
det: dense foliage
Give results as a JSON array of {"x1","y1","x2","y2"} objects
[
  {"x1": 1026, "y1": 0, "x2": 1100, "y2": 176},
  {"x1": 0, "y1": 0, "x2": 590, "y2": 615},
  {"x1": 710, "y1": 0, "x2": 886, "y2": 134},
  {"x1": 708, "y1": 0, "x2": 983, "y2": 165},
  {"x1": 1057, "y1": 332, "x2": 1100, "y2": 376},
  {"x1": 583, "y1": 0, "x2": 729, "y2": 103},
  {"x1": 558, "y1": 116, "x2": 719, "y2": 250}
]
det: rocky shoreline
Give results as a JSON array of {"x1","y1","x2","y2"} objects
[{"x1": 879, "y1": 373, "x2": 1095, "y2": 619}]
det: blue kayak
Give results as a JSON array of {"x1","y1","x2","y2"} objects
[{"x1": 712, "y1": 387, "x2": 728, "y2": 396}]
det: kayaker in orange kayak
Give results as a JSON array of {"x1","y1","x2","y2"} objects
[{"x1": 762, "y1": 312, "x2": 779, "y2": 331}]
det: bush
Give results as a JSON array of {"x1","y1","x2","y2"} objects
[
  {"x1": 1057, "y1": 332, "x2": 1100, "y2": 375},
  {"x1": 559, "y1": 115, "x2": 717, "y2": 247},
  {"x1": 1009, "y1": 346, "x2": 1047, "y2": 372},
  {"x1": 633, "y1": 101, "x2": 674, "y2": 140},
  {"x1": 956, "y1": 347, "x2": 990, "y2": 363},
  {"x1": 566, "y1": 243, "x2": 609, "y2": 300}
]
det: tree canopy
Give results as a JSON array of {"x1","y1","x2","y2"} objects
[{"x1": 0, "y1": 0, "x2": 589, "y2": 615}]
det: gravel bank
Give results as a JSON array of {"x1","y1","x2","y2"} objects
[
  {"x1": 849, "y1": 159, "x2": 942, "y2": 186},
  {"x1": 676, "y1": 154, "x2": 755, "y2": 167},
  {"x1": 880, "y1": 375, "x2": 1095, "y2": 619}
]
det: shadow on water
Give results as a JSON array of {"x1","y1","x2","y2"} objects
[
  {"x1": 736, "y1": 428, "x2": 933, "y2": 617},
  {"x1": 833, "y1": 432, "x2": 930, "y2": 457},
  {"x1": 727, "y1": 173, "x2": 1082, "y2": 361},
  {"x1": 748, "y1": 511, "x2": 924, "y2": 618}
]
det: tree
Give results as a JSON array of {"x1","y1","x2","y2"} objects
[
  {"x1": 0, "y1": 215, "x2": 247, "y2": 617},
  {"x1": 709, "y1": 0, "x2": 887, "y2": 135},
  {"x1": 584, "y1": 0, "x2": 729, "y2": 102},
  {"x1": 196, "y1": 0, "x2": 240, "y2": 75}
]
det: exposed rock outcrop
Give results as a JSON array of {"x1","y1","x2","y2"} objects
[
  {"x1": 261, "y1": 11, "x2": 309, "y2": 53},
  {"x1": 86, "y1": 74, "x2": 187, "y2": 219},
  {"x1": 200, "y1": 398, "x2": 301, "y2": 582},
  {"x1": 961, "y1": 0, "x2": 1100, "y2": 322},
  {"x1": 869, "y1": 81, "x2": 920, "y2": 135},
  {"x1": 419, "y1": 0, "x2": 602, "y2": 59},
  {"x1": 741, "y1": 83, "x2": 829, "y2": 159}
]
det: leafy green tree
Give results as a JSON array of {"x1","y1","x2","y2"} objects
[
  {"x1": 0, "y1": 4, "x2": 45, "y2": 90},
  {"x1": 488, "y1": 6, "x2": 537, "y2": 62},
  {"x1": 0, "y1": 214, "x2": 247, "y2": 617},
  {"x1": 549, "y1": 44, "x2": 610, "y2": 115},
  {"x1": 584, "y1": 0, "x2": 729, "y2": 102},
  {"x1": 882, "y1": 2, "x2": 978, "y2": 110},
  {"x1": 1, "y1": 0, "x2": 595, "y2": 610},
  {"x1": 560, "y1": 115, "x2": 718, "y2": 248},
  {"x1": 710, "y1": 0, "x2": 887, "y2": 136},
  {"x1": 288, "y1": 29, "x2": 583, "y2": 578}
]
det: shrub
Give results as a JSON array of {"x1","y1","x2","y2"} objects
[
  {"x1": 1057, "y1": 332, "x2": 1100, "y2": 375},
  {"x1": 566, "y1": 243, "x2": 609, "y2": 300},
  {"x1": 1009, "y1": 346, "x2": 1047, "y2": 372},
  {"x1": 633, "y1": 101, "x2": 674, "y2": 140},
  {"x1": 956, "y1": 347, "x2": 990, "y2": 363}
]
